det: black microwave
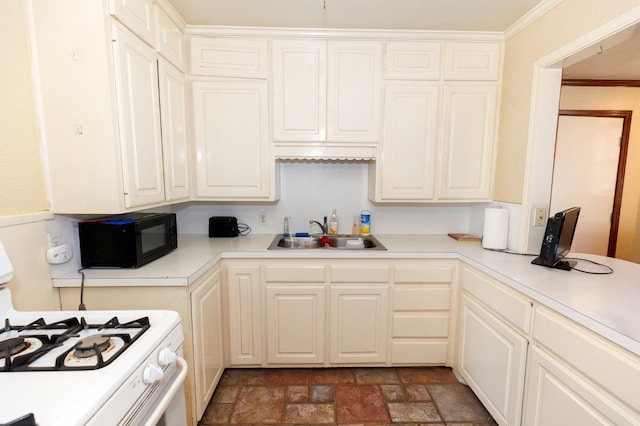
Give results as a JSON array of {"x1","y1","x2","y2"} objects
[{"x1": 78, "y1": 213, "x2": 177, "y2": 268}]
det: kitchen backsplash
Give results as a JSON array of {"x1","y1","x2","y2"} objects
[
  {"x1": 46, "y1": 162, "x2": 522, "y2": 275},
  {"x1": 174, "y1": 162, "x2": 482, "y2": 235}
]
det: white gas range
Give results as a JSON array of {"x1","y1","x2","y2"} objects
[{"x1": 0, "y1": 242, "x2": 188, "y2": 426}]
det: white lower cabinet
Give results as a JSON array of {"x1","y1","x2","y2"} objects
[
  {"x1": 457, "y1": 294, "x2": 528, "y2": 426},
  {"x1": 456, "y1": 265, "x2": 532, "y2": 426},
  {"x1": 329, "y1": 285, "x2": 389, "y2": 363},
  {"x1": 522, "y1": 307, "x2": 640, "y2": 425},
  {"x1": 227, "y1": 265, "x2": 263, "y2": 365},
  {"x1": 266, "y1": 286, "x2": 325, "y2": 364},
  {"x1": 190, "y1": 268, "x2": 224, "y2": 420}
]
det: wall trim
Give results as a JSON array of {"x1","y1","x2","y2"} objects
[
  {"x1": 0, "y1": 212, "x2": 54, "y2": 228},
  {"x1": 505, "y1": 0, "x2": 563, "y2": 40}
]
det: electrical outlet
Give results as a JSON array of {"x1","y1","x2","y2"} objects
[
  {"x1": 47, "y1": 232, "x2": 62, "y2": 248},
  {"x1": 534, "y1": 208, "x2": 547, "y2": 227},
  {"x1": 258, "y1": 212, "x2": 267, "y2": 225}
]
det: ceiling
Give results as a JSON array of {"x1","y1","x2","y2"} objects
[
  {"x1": 167, "y1": 0, "x2": 545, "y2": 32},
  {"x1": 166, "y1": 0, "x2": 640, "y2": 81}
]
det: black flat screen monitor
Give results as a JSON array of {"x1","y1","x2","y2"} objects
[{"x1": 531, "y1": 207, "x2": 581, "y2": 271}]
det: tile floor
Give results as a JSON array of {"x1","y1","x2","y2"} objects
[{"x1": 198, "y1": 367, "x2": 497, "y2": 425}]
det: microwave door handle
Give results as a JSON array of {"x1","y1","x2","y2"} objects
[{"x1": 142, "y1": 357, "x2": 188, "y2": 426}]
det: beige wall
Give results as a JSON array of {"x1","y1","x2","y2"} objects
[
  {"x1": 558, "y1": 86, "x2": 640, "y2": 261},
  {"x1": 0, "y1": 1, "x2": 49, "y2": 215},
  {"x1": 494, "y1": 0, "x2": 640, "y2": 203},
  {"x1": 0, "y1": 2, "x2": 58, "y2": 309}
]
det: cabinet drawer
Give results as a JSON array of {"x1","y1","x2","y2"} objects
[
  {"x1": 462, "y1": 265, "x2": 532, "y2": 333},
  {"x1": 391, "y1": 341, "x2": 448, "y2": 364},
  {"x1": 385, "y1": 41, "x2": 442, "y2": 80},
  {"x1": 330, "y1": 265, "x2": 390, "y2": 283},
  {"x1": 190, "y1": 37, "x2": 269, "y2": 78},
  {"x1": 533, "y1": 307, "x2": 640, "y2": 412},
  {"x1": 394, "y1": 265, "x2": 454, "y2": 283},
  {"x1": 264, "y1": 265, "x2": 326, "y2": 283},
  {"x1": 392, "y1": 313, "x2": 449, "y2": 337},
  {"x1": 444, "y1": 42, "x2": 501, "y2": 80},
  {"x1": 394, "y1": 286, "x2": 450, "y2": 311}
]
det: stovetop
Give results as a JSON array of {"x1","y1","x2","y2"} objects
[
  {"x1": 1, "y1": 314, "x2": 150, "y2": 372},
  {"x1": 0, "y1": 288, "x2": 183, "y2": 426}
]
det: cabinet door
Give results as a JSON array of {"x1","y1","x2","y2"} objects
[
  {"x1": 158, "y1": 59, "x2": 190, "y2": 202},
  {"x1": 112, "y1": 24, "x2": 165, "y2": 208},
  {"x1": 329, "y1": 285, "x2": 388, "y2": 363},
  {"x1": 227, "y1": 266, "x2": 262, "y2": 365},
  {"x1": 266, "y1": 286, "x2": 325, "y2": 364},
  {"x1": 190, "y1": 269, "x2": 224, "y2": 420},
  {"x1": 327, "y1": 41, "x2": 382, "y2": 142},
  {"x1": 272, "y1": 39, "x2": 327, "y2": 142},
  {"x1": 437, "y1": 84, "x2": 497, "y2": 200},
  {"x1": 457, "y1": 293, "x2": 527, "y2": 426},
  {"x1": 155, "y1": 6, "x2": 185, "y2": 71},
  {"x1": 109, "y1": 0, "x2": 155, "y2": 46},
  {"x1": 192, "y1": 78, "x2": 274, "y2": 200},
  {"x1": 523, "y1": 346, "x2": 640, "y2": 426},
  {"x1": 375, "y1": 84, "x2": 439, "y2": 201}
]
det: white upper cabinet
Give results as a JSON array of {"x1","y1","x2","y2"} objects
[
  {"x1": 272, "y1": 40, "x2": 327, "y2": 142},
  {"x1": 109, "y1": 0, "x2": 156, "y2": 47},
  {"x1": 190, "y1": 37, "x2": 269, "y2": 78},
  {"x1": 155, "y1": 6, "x2": 185, "y2": 71},
  {"x1": 158, "y1": 58, "x2": 191, "y2": 202},
  {"x1": 272, "y1": 39, "x2": 382, "y2": 159},
  {"x1": 385, "y1": 41, "x2": 442, "y2": 80},
  {"x1": 111, "y1": 24, "x2": 165, "y2": 208},
  {"x1": 437, "y1": 84, "x2": 497, "y2": 200},
  {"x1": 444, "y1": 42, "x2": 501, "y2": 81},
  {"x1": 191, "y1": 78, "x2": 277, "y2": 200},
  {"x1": 32, "y1": 0, "x2": 189, "y2": 213},
  {"x1": 327, "y1": 41, "x2": 383, "y2": 143},
  {"x1": 370, "y1": 83, "x2": 439, "y2": 201}
]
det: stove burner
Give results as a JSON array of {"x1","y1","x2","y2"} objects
[
  {"x1": 0, "y1": 337, "x2": 28, "y2": 358},
  {"x1": 74, "y1": 334, "x2": 110, "y2": 358}
]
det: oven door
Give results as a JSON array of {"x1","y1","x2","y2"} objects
[{"x1": 88, "y1": 350, "x2": 188, "y2": 426}]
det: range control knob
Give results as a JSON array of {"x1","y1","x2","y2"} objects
[
  {"x1": 142, "y1": 363, "x2": 164, "y2": 384},
  {"x1": 158, "y1": 348, "x2": 177, "y2": 367}
]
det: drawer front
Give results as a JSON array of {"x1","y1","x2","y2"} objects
[
  {"x1": 264, "y1": 265, "x2": 326, "y2": 283},
  {"x1": 394, "y1": 265, "x2": 454, "y2": 283},
  {"x1": 533, "y1": 307, "x2": 640, "y2": 412},
  {"x1": 443, "y1": 42, "x2": 501, "y2": 80},
  {"x1": 330, "y1": 265, "x2": 390, "y2": 283},
  {"x1": 462, "y1": 265, "x2": 532, "y2": 333},
  {"x1": 190, "y1": 37, "x2": 269, "y2": 78},
  {"x1": 391, "y1": 341, "x2": 448, "y2": 364},
  {"x1": 392, "y1": 313, "x2": 449, "y2": 338},
  {"x1": 394, "y1": 286, "x2": 450, "y2": 311},
  {"x1": 385, "y1": 41, "x2": 442, "y2": 80}
]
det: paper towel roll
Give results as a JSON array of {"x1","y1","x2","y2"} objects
[{"x1": 482, "y1": 207, "x2": 509, "y2": 249}]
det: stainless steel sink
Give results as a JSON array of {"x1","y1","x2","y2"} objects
[{"x1": 268, "y1": 234, "x2": 386, "y2": 250}]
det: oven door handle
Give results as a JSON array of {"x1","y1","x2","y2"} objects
[{"x1": 143, "y1": 357, "x2": 188, "y2": 426}]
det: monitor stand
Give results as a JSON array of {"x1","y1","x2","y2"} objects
[{"x1": 531, "y1": 257, "x2": 576, "y2": 271}]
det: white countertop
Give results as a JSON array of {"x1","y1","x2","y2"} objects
[{"x1": 53, "y1": 233, "x2": 640, "y2": 356}]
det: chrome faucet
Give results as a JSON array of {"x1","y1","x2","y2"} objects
[{"x1": 309, "y1": 216, "x2": 328, "y2": 235}]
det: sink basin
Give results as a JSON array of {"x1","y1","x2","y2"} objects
[{"x1": 268, "y1": 234, "x2": 386, "y2": 250}]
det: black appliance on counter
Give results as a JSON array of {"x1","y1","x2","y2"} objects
[{"x1": 78, "y1": 213, "x2": 177, "y2": 268}]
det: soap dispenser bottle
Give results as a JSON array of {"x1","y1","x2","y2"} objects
[{"x1": 329, "y1": 209, "x2": 339, "y2": 235}]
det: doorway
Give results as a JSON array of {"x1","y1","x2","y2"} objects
[{"x1": 550, "y1": 110, "x2": 631, "y2": 257}]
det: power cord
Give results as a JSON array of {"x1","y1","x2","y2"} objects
[
  {"x1": 484, "y1": 248, "x2": 614, "y2": 274},
  {"x1": 563, "y1": 257, "x2": 614, "y2": 275},
  {"x1": 238, "y1": 223, "x2": 251, "y2": 236},
  {"x1": 77, "y1": 267, "x2": 87, "y2": 310}
]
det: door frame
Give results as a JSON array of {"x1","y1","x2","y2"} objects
[{"x1": 557, "y1": 110, "x2": 632, "y2": 257}]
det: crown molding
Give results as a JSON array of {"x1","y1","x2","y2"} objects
[{"x1": 505, "y1": 0, "x2": 563, "y2": 40}]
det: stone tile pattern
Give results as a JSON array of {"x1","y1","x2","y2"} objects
[{"x1": 199, "y1": 367, "x2": 497, "y2": 425}]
